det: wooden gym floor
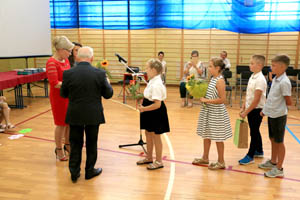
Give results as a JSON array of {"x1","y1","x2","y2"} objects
[{"x1": 0, "y1": 84, "x2": 299, "y2": 200}]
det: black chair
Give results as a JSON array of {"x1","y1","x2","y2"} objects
[
  {"x1": 235, "y1": 65, "x2": 250, "y2": 99},
  {"x1": 262, "y1": 66, "x2": 270, "y2": 76},
  {"x1": 126, "y1": 66, "x2": 139, "y2": 73},
  {"x1": 297, "y1": 71, "x2": 300, "y2": 109},
  {"x1": 240, "y1": 71, "x2": 253, "y2": 107},
  {"x1": 223, "y1": 70, "x2": 232, "y2": 107},
  {"x1": 286, "y1": 66, "x2": 298, "y2": 89}
]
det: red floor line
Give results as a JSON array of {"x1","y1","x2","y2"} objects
[
  {"x1": 5, "y1": 131, "x2": 300, "y2": 183},
  {"x1": 15, "y1": 109, "x2": 51, "y2": 127},
  {"x1": 7, "y1": 109, "x2": 300, "y2": 183}
]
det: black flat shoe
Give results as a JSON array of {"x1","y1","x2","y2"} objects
[
  {"x1": 71, "y1": 173, "x2": 80, "y2": 183},
  {"x1": 85, "y1": 168, "x2": 102, "y2": 180}
]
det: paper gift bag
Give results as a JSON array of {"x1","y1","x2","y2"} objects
[{"x1": 234, "y1": 119, "x2": 248, "y2": 148}]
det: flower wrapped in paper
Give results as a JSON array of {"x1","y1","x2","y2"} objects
[
  {"x1": 96, "y1": 59, "x2": 112, "y2": 78},
  {"x1": 128, "y1": 80, "x2": 144, "y2": 101},
  {"x1": 185, "y1": 74, "x2": 208, "y2": 98}
]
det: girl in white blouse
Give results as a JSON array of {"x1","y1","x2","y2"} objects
[{"x1": 137, "y1": 59, "x2": 170, "y2": 170}]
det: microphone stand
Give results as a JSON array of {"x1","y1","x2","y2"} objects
[{"x1": 117, "y1": 57, "x2": 147, "y2": 154}]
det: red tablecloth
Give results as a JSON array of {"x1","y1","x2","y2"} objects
[{"x1": 0, "y1": 71, "x2": 47, "y2": 90}]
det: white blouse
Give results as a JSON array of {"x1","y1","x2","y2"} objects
[{"x1": 144, "y1": 74, "x2": 167, "y2": 101}]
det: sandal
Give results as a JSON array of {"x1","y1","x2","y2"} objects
[
  {"x1": 192, "y1": 158, "x2": 209, "y2": 165},
  {"x1": 208, "y1": 162, "x2": 225, "y2": 170},
  {"x1": 3, "y1": 123, "x2": 15, "y2": 129},
  {"x1": 136, "y1": 158, "x2": 153, "y2": 165},
  {"x1": 64, "y1": 144, "x2": 70, "y2": 154},
  {"x1": 147, "y1": 161, "x2": 164, "y2": 170}
]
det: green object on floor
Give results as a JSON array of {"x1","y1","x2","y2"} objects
[{"x1": 19, "y1": 128, "x2": 32, "y2": 134}]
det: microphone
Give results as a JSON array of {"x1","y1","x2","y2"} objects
[{"x1": 115, "y1": 53, "x2": 127, "y2": 63}]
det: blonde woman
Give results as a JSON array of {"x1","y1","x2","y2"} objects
[{"x1": 46, "y1": 36, "x2": 74, "y2": 161}]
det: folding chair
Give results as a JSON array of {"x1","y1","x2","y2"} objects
[
  {"x1": 239, "y1": 71, "x2": 252, "y2": 108},
  {"x1": 292, "y1": 69, "x2": 300, "y2": 109},
  {"x1": 286, "y1": 66, "x2": 298, "y2": 90},
  {"x1": 235, "y1": 65, "x2": 250, "y2": 100},
  {"x1": 262, "y1": 66, "x2": 270, "y2": 76},
  {"x1": 223, "y1": 70, "x2": 233, "y2": 107}
]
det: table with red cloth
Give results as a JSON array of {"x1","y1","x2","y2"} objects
[{"x1": 0, "y1": 71, "x2": 48, "y2": 108}]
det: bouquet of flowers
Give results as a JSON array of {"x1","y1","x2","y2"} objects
[
  {"x1": 185, "y1": 74, "x2": 208, "y2": 98},
  {"x1": 128, "y1": 80, "x2": 144, "y2": 102},
  {"x1": 96, "y1": 59, "x2": 112, "y2": 78}
]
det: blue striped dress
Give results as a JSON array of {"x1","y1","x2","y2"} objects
[{"x1": 197, "y1": 75, "x2": 232, "y2": 141}]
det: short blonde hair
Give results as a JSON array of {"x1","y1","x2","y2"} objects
[
  {"x1": 252, "y1": 55, "x2": 265, "y2": 66},
  {"x1": 147, "y1": 59, "x2": 162, "y2": 74},
  {"x1": 52, "y1": 36, "x2": 74, "y2": 51}
]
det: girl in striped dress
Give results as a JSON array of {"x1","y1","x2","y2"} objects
[{"x1": 193, "y1": 58, "x2": 232, "y2": 170}]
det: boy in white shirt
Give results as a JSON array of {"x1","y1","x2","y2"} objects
[
  {"x1": 239, "y1": 55, "x2": 267, "y2": 165},
  {"x1": 158, "y1": 51, "x2": 167, "y2": 84},
  {"x1": 220, "y1": 51, "x2": 231, "y2": 70}
]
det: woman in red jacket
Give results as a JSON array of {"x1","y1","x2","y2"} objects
[{"x1": 46, "y1": 36, "x2": 74, "y2": 161}]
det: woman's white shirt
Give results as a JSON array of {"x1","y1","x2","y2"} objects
[{"x1": 182, "y1": 61, "x2": 205, "y2": 80}]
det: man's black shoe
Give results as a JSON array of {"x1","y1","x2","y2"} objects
[
  {"x1": 71, "y1": 173, "x2": 80, "y2": 183},
  {"x1": 85, "y1": 168, "x2": 102, "y2": 180}
]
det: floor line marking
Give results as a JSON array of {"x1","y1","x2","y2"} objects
[
  {"x1": 110, "y1": 99, "x2": 175, "y2": 200},
  {"x1": 4, "y1": 131, "x2": 300, "y2": 183},
  {"x1": 15, "y1": 109, "x2": 51, "y2": 127},
  {"x1": 286, "y1": 125, "x2": 300, "y2": 145},
  {"x1": 6, "y1": 102, "x2": 300, "y2": 185}
]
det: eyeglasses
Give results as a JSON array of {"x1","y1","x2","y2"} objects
[{"x1": 63, "y1": 49, "x2": 72, "y2": 53}]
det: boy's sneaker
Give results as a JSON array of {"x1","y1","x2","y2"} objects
[
  {"x1": 254, "y1": 151, "x2": 264, "y2": 158},
  {"x1": 239, "y1": 155, "x2": 254, "y2": 165},
  {"x1": 258, "y1": 160, "x2": 277, "y2": 169},
  {"x1": 264, "y1": 167, "x2": 284, "y2": 178}
]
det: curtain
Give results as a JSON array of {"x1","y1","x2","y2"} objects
[{"x1": 50, "y1": 0, "x2": 300, "y2": 33}]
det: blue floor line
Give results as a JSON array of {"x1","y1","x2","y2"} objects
[
  {"x1": 286, "y1": 124, "x2": 300, "y2": 126},
  {"x1": 286, "y1": 125, "x2": 300, "y2": 144}
]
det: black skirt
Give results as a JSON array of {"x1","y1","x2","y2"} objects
[{"x1": 140, "y1": 98, "x2": 170, "y2": 134}]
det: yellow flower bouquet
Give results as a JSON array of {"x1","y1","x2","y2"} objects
[{"x1": 185, "y1": 74, "x2": 208, "y2": 98}]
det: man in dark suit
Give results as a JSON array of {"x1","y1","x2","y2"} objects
[{"x1": 61, "y1": 46, "x2": 113, "y2": 183}]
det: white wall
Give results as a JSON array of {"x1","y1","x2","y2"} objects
[{"x1": 0, "y1": 0, "x2": 52, "y2": 58}]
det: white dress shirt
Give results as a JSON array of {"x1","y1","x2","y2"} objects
[
  {"x1": 245, "y1": 71, "x2": 267, "y2": 109},
  {"x1": 144, "y1": 74, "x2": 167, "y2": 101}
]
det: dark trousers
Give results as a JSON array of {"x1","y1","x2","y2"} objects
[
  {"x1": 247, "y1": 108, "x2": 263, "y2": 158},
  {"x1": 179, "y1": 82, "x2": 193, "y2": 99},
  {"x1": 69, "y1": 124, "x2": 100, "y2": 176}
]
